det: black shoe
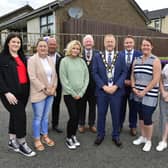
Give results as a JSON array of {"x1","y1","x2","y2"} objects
[
  {"x1": 94, "y1": 137, "x2": 104, "y2": 145},
  {"x1": 65, "y1": 138, "x2": 76, "y2": 150},
  {"x1": 52, "y1": 126, "x2": 63, "y2": 133},
  {"x1": 112, "y1": 138, "x2": 122, "y2": 147},
  {"x1": 119, "y1": 127, "x2": 123, "y2": 133},
  {"x1": 130, "y1": 128, "x2": 137, "y2": 136},
  {"x1": 19, "y1": 142, "x2": 36, "y2": 157},
  {"x1": 8, "y1": 139, "x2": 19, "y2": 152}
]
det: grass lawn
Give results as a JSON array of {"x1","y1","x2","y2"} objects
[{"x1": 159, "y1": 56, "x2": 168, "y2": 60}]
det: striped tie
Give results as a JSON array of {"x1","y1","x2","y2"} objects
[
  {"x1": 127, "y1": 52, "x2": 131, "y2": 65},
  {"x1": 108, "y1": 52, "x2": 112, "y2": 66}
]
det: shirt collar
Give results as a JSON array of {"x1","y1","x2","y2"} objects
[
  {"x1": 85, "y1": 49, "x2": 92, "y2": 53},
  {"x1": 125, "y1": 49, "x2": 134, "y2": 55},
  {"x1": 105, "y1": 50, "x2": 114, "y2": 56}
]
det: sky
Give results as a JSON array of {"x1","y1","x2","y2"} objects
[{"x1": 0, "y1": 0, "x2": 168, "y2": 17}]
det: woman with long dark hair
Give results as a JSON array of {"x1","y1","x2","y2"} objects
[{"x1": 0, "y1": 33, "x2": 36, "y2": 157}]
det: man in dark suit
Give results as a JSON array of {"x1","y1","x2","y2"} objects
[
  {"x1": 92, "y1": 34, "x2": 127, "y2": 147},
  {"x1": 48, "y1": 37, "x2": 63, "y2": 133},
  {"x1": 78, "y1": 35, "x2": 98, "y2": 133},
  {"x1": 119, "y1": 35, "x2": 142, "y2": 136}
]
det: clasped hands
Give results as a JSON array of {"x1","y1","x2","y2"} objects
[
  {"x1": 102, "y1": 85, "x2": 118, "y2": 94},
  {"x1": 132, "y1": 88, "x2": 146, "y2": 97},
  {"x1": 43, "y1": 85, "x2": 56, "y2": 96}
]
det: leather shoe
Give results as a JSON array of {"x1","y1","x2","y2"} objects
[
  {"x1": 94, "y1": 137, "x2": 104, "y2": 145},
  {"x1": 89, "y1": 126, "x2": 97, "y2": 133},
  {"x1": 119, "y1": 127, "x2": 123, "y2": 133},
  {"x1": 112, "y1": 138, "x2": 122, "y2": 147},
  {"x1": 130, "y1": 128, "x2": 137, "y2": 136},
  {"x1": 52, "y1": 126, "x2": 63, "y2": 133},
  {"x1": 78, "y1": 126, "x2": 85, "y2": 133}
]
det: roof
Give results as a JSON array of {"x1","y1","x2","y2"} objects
[
  {"x1": 0, "y1": 0, "x2": 149, "y2": 30},
  {"x1": 145, "y1": 8, "x2": 168, "y2": 20},
  {"x1": 0, "y1": 5, "x2": 34, "y2": 19},
  {"x1": 129, "y1": 0, "x2": 150, "y2": 24}
]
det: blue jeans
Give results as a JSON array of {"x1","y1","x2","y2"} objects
[{"x1": 32, "y1": 96, "x2": 54, "y2": 138}]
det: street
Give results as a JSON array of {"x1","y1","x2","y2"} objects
[{"x1": 0, "y1": 100, "x2": 167, "y2": 168}]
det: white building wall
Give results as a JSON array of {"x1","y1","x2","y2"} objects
[
  {"x1": 27, "y1": 17, "x2": 40, "y2": 47},
  {"x1": 161, "y1": 16, "x2": 168, "y2": 34},
  {"x1": 147, "y1": 16, "x2": 168, "y2": 34}
]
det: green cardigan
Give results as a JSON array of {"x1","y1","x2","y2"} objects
[{"x1": 59, "y1": 56, "x2": 89, "y2": 97}]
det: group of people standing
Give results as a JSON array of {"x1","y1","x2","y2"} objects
[{"x1": 0, "y1": 32, "x2": 167, "y2": 158}]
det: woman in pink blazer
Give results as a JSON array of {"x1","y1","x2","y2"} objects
[{"x1": 28, "y1": 39, "x2": 57, "y2": 151}]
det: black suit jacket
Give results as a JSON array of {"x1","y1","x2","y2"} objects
[
  {"x1": 83, "y1": 49, "x2": 99, "y2": 96},
  {"x1": 55, "y1": 52, "x2": 64, "y2": 93}
]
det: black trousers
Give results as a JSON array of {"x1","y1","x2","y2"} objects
[
  {"x1": 51, "y1": 88, "x2": 62, "y2": 128},
  {"x1": 79, "y1": 92, "x2": 96, "y2": 126},
  {"x1": 120, "y1": 89, "x2": 137, "y2": 129},
  {"x1": 0, "y1": 84, "x2": 29, "y2": 139},
  {"x1": 64, "y1": 95, "x2": 83, "y2": 138}
]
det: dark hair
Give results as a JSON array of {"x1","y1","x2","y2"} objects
[
  {"x1": 124, "y1": 35, "x2": 135, "y2": 41},
  {"x1": 1, "y1": 32, "x2": 24, "y2": 59},
  {"x1": 141, "y1": 38, "x2": 153, "y2": 46}
]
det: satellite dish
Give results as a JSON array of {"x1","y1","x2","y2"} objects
[{"x1": 68, "y1": 7, "x2": 83, "y2": 19}]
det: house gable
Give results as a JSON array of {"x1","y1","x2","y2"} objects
[{"x1": 57, "y1": 0, "x2": 148, "y2": 28}]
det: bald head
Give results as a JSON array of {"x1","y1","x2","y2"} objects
[{"x1": 48, "y1": 37, "x2": 58, "y2": 55}]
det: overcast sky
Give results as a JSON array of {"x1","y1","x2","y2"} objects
[{"x1": 0, "y1": 0, "x2": 168, "y2": 17}]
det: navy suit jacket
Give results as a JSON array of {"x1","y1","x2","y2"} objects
[
  {"x1": 118, "y1": 50, "x2": 142, "y2": 80},
  {"x1": 92, "y1": 51, "x2": 127, "y2": 96}
]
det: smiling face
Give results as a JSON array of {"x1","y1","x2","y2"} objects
[
  {"x1": 141, "y1": 39, "x2": 153, "y2": 56},
  {"x1": 8, "y1": 37, "x2": 21, "y2": 54},
  {"x1": 83, "y1": 36, "x2": 94, "y2": 50},
  {"x1": 71, "y1": 44, "x2": 81, "y2": 57},
  {"x1": 104, "y1": 35, "x2": 116, "y2": 52},
  {"x1": 36, "y1": 40, "x2": 48, "y2": 57},
  {"x1": 124, "y1": 37, "x2": 135, "y2": 52},
  {"x1": 48, "y1": 38, "x2": 57, "y2": 55}
]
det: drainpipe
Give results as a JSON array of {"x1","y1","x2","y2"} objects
[{"x1": 160, "y1": 15, "x2": 162, "y2": 32}]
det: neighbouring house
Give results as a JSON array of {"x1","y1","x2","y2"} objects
[
  {"x1": 0, "y1": 5, "x2": 33, "y2": 48},
  {"x1": 145, "y1": 8, "x2": 168, "y2": 34}
]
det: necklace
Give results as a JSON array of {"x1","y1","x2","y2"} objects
[{"x1": 101, "y1": 51, "x2": 118, "y2": 80}]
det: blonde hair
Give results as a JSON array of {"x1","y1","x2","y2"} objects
[{"x1": 65, "y1": 40, "x2": 83, "y2": 57}]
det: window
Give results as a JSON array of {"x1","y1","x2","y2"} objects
[
  {"x1": 40, "y1": 14, "x2": 54, "y2": 36},
  {"x1": 154, "y1": 19, "x2": 160, "y2": 31}
]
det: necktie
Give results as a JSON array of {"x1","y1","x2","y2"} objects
[
  {"x1": 108, "y1": 52, "x2": 112, "y2": 66},
  {"x1": 127, "y1": 52, "x2": 131, "y2": 65},
  {"x1": 86, "y1": 50, "x2": 91, "y2": 60}
]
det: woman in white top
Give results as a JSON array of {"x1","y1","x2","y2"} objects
[
  {"x1": 28, "y1": 39, "x2": 57, "y2": 151},
  {"x1": 156, "y1": 64, "x2": 168, "y2": 151}
]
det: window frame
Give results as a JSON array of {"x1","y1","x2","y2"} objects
[{"x1": 40, "y1": 13, "x2": 54, "y2": 36}]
